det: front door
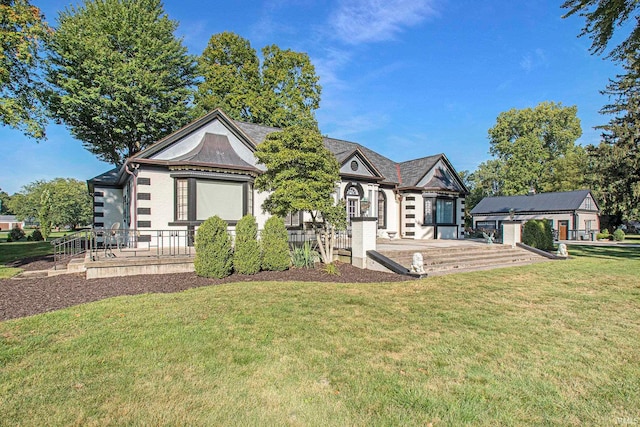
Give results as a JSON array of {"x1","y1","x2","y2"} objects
[{"x1": 559, "y1": 220, "x2": 568, "y2": 240}]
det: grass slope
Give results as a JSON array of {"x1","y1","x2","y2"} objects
[{"x1": 1, "y1": 246, "x2": 639, "y2": 426}]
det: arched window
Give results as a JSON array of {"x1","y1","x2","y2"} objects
[{"x1": 378, "y1": 189, "x2": 387, "y2": 229}]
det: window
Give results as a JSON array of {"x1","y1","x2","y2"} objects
[
  {"x1": 424, "y1": 198, "x2": 434, "y2": 224},
  {"x1": 476, "y1": 220, "x2": 496, "y2": 230},
  {"x1": 585, "y1": 196, "x2": 592, "y2": 210},
  {"x1": 436, "y1": 199, "x2": 454, "y2": 224},
  {"x1": 196, "y1": 180, "x2": 243, "y2": 221},
  {"x1": 176, "y1": 179, "x2": 188, "y2": 221},
  {"x1": 174, "y1": 178, "x2": 247, "y2": 223},
  {"x1": 424, "y1": 197, "x2": 456, "y2": 225},
  {"x1": 285, "y1": 211, "x2": 302, "y2": 228},
  {"x1": 377, "y1": 190, "x2": 387, "y2": 229}
]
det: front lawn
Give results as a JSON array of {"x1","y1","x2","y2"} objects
[
  {"x1": 1, "y1": 246, "x2": 638, "y2": 425},
  {"x1": 0, "y1": 241, "x2": 53, "y2": 278}
]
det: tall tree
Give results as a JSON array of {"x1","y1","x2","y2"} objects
[
  {"x1": 260, "y1": 45, "x2": 321, "y2": 129},
  {"x1": 485, "y1": 101, "x2": 584, "y2": 195},
  {"x1": 0, "y1": 0, "x2": 51, "y2": 138},
  {"x1": 9, "y1": 178, "x2": 92, "y2": 229},
  {"x1": 254, "y1": 126, "x2": 345, "y2": 264},
  {"x1": 194, "y1": 31, "x2": 261, "y2": 121},
  {"x1": 587, "y1": 52, "x2": 640, "y2": 220},
  {"x1": 47, "y1": 0, "x2": 196, "y2": 165},
  {"x1": 562, "y1": 0, "x2": 640, "y2": 62},
  {"x1": 195, "y1": 33, "x2": 321, "y2": 129},
  {"x1": 0, "y1": 190, "x2": 13, "y2": 214}
]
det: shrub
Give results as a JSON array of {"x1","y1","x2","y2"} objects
[
  {"x1": 233, "y1": 214, "x2": 261, "y2": 275},
  {"x1": 522, "y1": 220, "x2": 554, "y2": 250},
  {"x1": 9, "y1": 227, "x2": 25, "y2": 242},
  {"x1": 291, "y1": 240, "x2": 318, "y2": 268},
  {"x1": 195, "y1": 215, "x2": 233, "y2": 278},
  {"x1": 322, "y1": 262, "x2": 341, "y2": 276},
  {"x1": 613, "y1": 228, "x2": 625, "y2": 241},
  {"x1": 596, "y1": 229, "x2": 610, "y2": 240},
  {"x1": 261, "y1": 216, "x2": 290, "y2": 271},
  {"x1": 31, "y1": 229, "x2": 44, "y2": 241}
]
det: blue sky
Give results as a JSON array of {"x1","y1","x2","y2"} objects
[{"x1": 0, "y1": 0, "x2": 623, "y2": 194}]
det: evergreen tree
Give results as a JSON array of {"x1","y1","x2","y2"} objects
[
  {"x1": 587, "y1": 52, "x2": 640, "y2": 221},
  {"x1": 47, "y1": 0, "x2": 196, "y2": 165},
  {"x1": 233, "y1": 214, "x2": 261, "y2": 275}
]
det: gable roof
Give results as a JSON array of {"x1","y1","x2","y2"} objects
[
  {"x1": 88, "y1": 109, "x2": 467, "y2": 194},
  {"x1": 470, "y1": 190, "x2": 598, "y2": 215}
]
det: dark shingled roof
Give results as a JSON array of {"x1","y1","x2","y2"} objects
[
  {"x1": 173, "y1": 133, "x2": 254, "y2": 169},
  {"x1": 88, "y1": 167, "x2": 120, "y2": 186},
  {"x1": 398, "y1": 155, "x2": 441, "y2": 187},
  {"x1": 470, "y1": 190, "x2": 595, "y2": 215},
  {"x1": 234, "y1": 120, "x2": 451, "y2": 187}
]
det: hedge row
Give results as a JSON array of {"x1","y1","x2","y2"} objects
[{"x1": 194, "y1": 214, "x2": 290, "y2": 278}]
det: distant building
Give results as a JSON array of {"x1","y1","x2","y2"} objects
[
  {"x1": 470, "y1": 190, "x2": 600, "y2": 240},
  {"x1": 0, "y1": 215, "x2": 24, "y2": 231}
]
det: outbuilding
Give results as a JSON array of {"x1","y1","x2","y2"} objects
[{"x1": 470, "y1": 190, "x2": 600, "y2": 240}]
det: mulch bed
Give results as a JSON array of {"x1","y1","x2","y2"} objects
[{"x1": 0, "y1": 256, "x2": 413, "y2": 322}]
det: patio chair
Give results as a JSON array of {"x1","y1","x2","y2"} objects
[{"x1": 104, "y1": 222, "x2": 121, "y2": 257}]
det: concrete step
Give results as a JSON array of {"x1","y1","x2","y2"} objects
[
  {"x1": 385, "y1": 251, "x2": 541, "y2": 268},
  {"x1": 378, "y1": 244, "x2": 550, "y2": 276}
]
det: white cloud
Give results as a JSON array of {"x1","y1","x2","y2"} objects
[
  {"x1": 330, "y1": 0, "x2": 438, "y2": 44},
  {"x1": 520, "y1": 48, "x2": 548, "y2": 72}
]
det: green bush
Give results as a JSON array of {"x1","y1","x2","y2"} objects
[
  {"x1": 596, "y1": 229, "x2": 610, "y2": 240},
  {"x1": 9, "y1": 227, "x2": 25, "y2": 242},
  {"x1": 613, "y1": 228, "x2": 625, "y2": 241},
  {"x1": 522, "y1": 220, "x2": 554, "y2": 250},
  {"x1": 233, "y1": 214, "x2": 261, "y2": 275},
  {"x1": 31, "y1": 229, "x2": 44, "y2": 241},
  {"x1": 291, "y1": 240, "x2": 318, "y2": 268},
  {"x1": 195, "y1": 215, "x2": 233, "y2": 278},
  {"x1": 261, "y1": 216, "x2": 290, "y2": 271}
]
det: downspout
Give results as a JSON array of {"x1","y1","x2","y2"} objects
[{"x1": 124, "y1": 163, "x2": 139, "y2": 229}]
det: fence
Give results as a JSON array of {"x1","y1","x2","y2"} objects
[{"x1": 53, "y1": 227, "x2": 351, "y2": 267}]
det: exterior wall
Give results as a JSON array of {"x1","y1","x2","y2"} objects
[
  {"x1": 473, "y1": 211, "x2": 601, "y2": 239},
  {"x1": 401, "y1": 192, "x2": 463, "y2": 240},
  {"x1": 253, "y1": 188, "x2": 271, "y2": 229},
  {"x1": 93, "y1": 186, "x2": 123, "y2": 229},
  {"x1": 135, "y1": 168, "x2": 181, "y2": 231},
  {"x1": 379, "y1": 187, "x2": 399, "y2": 238}
]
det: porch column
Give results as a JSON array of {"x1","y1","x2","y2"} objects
[
  {"x1": 351, "y1": 217, "x2": 377, "y2": 269},
  {"x1": 502, "y1": 220, "x2": 522, "y2": 247}
]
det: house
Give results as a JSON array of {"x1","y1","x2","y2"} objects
[
  {"x1": 470, "y1": 190, "x2": 600, "y2": 240},
  {"x1": 88, "y1": 109, "x2": 468, "y2": 242},
  {"x1": 0, "y1": 215, "x2": 24, "y2": 231}
]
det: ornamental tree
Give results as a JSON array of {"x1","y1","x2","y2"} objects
[
  {"x1": 254, "y1": 125, "x2": 345, "y2": 264},
  {"x1": 46, "y1": 0, "x2": 196, "y2": 165}
]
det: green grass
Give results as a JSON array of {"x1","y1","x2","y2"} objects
[
  {"x1": 0, "y1": 229, "x2": 69, "y2": 242},
  {"x1": 1, "y1": 247, "x2": 639, "y2": 425},
  {"x1": 0, "y1": 236, "x2": 58, "y2": 277}
]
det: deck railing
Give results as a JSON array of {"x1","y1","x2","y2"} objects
[
  {"x1": 85, "y1": 227, "x2": 351, "y2": 260},
  {"x1": 51, "y1": 229, "x2": 92, "y2": 268}
]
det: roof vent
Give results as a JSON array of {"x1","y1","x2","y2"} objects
[{"x1": 527, "y1": 186, "x2": 536, "y2": 196}]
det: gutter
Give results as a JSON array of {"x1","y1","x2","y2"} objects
[{"x1": 124, "y1": 163, "x2": 139, "y2": 229}]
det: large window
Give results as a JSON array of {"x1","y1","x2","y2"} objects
[
  {"x1": 424, "y1": 197, "x2": 456, "y2": 225},
  {"x1": 174, "y1": 178, "x2": 248, "y2": 223},
  {"x1": 436, "y1": 199, "x2": 454, "y2": 224},
  {"x1": 196, "y1": 180, "x2": 243, "y2": 221},
  {"x1": 285, "y1": 211, "x2": 302, "y2": 228}
]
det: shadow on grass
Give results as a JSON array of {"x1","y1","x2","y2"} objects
[{"x1": 567, "y1": 245, "x2": 640, "y2": 260}]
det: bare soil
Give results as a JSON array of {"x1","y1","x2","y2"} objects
[{"x1": 1, "y1": 256, "x2": 412, "y2": 321}]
